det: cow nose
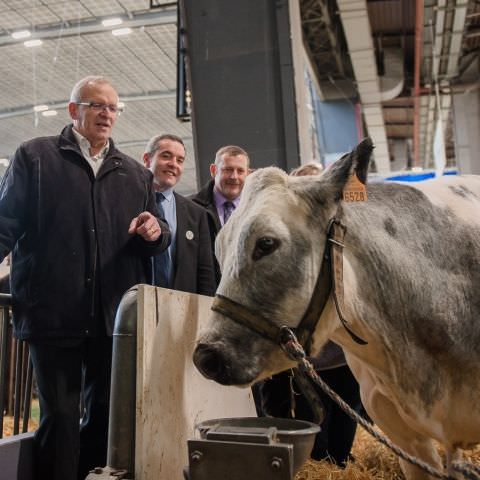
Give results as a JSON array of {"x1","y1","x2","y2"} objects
[{"x1": 193, "y1": 343, "x2": 229, "y2": 384}]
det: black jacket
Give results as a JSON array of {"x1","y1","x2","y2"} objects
[
  {"x1": 170, "y1": 193, "x2": 216, "y2": 296},
  {"x1": 0, "y1": 125, "x2": 170, "y2": 340},
  {"x1": 189, "y1": 180, "x2": 222, "y2": 285}
]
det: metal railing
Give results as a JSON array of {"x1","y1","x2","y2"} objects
[{"x1": 0, "y1": 293, "x2": 34, "y2": 439}]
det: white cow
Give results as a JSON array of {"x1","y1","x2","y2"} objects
[{"x1": 193, "y1": 139, "x2": 480, "y2": 479}]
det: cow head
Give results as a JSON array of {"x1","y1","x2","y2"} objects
[{"x1": 193, "y1": 139, "x2": 374, "y2": 386}]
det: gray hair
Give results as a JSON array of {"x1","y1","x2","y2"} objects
[
  {"x1": 214, "y1": 145, "x2": 250, "y2": 168},
  {"x1": 69, "y1": 76, "x2": 117, "y2": 103},
  {"x1": 290, "y1": 161, "x2": 324, "y2": 177},
  {"x1": 144, "y1": 133, "x2": 185, "y2": 157}
]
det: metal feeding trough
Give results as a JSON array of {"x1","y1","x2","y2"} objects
[{"x1": 185, "y1": 417, "x2": 320, "y2": 480}]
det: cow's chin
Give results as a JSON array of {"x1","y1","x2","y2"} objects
[{"x1": 193, "y1": 341, "x2": 262, "y2": 386}]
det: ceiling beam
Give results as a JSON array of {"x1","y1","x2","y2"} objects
[
  {"x1": 301, "y1": 0, "x2": 348, "y2": 83},
  {"x1": 0, "y1": 90, "x2": 176, "y2": 120},
  {"x1": 310, "y1": 0, "x2": 345, "y2": 77},
  {"x1": 0, "y1": 8, "x2": 177, "y2": 47},
  {"x1": 118, "y1": 136, "x2": 192, "y2": 149}
]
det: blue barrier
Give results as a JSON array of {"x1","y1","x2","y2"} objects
[{"x1": 385, "y1": 170, "x2": 458, "y2": 182}]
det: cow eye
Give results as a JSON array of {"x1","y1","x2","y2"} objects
[{"x1": 253, "y1": 236, "x2": 280, "y2": 260}]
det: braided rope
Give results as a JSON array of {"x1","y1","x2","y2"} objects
[{"x1": 279, "y1": 327, "x2": 480, "y2": 480}]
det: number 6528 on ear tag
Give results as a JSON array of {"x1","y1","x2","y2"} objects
[{"x1": 343, "y1": 172, "x2": 367, "y2": 203}]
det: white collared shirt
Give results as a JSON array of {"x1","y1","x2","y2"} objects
[{"x1": 72, "y1": 128, "x2": 109, "y2": 177}]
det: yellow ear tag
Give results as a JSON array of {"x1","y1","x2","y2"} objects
[{"x1": 342, "y1": 172, "x2": 367, "y2": 202}]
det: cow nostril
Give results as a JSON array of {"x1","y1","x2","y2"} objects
[{"x1": 193, "y1": 343, "x2": 224, "y2": 380}]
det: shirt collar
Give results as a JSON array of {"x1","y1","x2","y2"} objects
[
  {"x1": 213, "y1": 186, "x2": 240, "y2": 207},
  {"x1": 158, "y1": 187, "x2": 174, "y2": 202},
  {"x1": 72, "y1": 128, "x2": 109, "y2": 159}
]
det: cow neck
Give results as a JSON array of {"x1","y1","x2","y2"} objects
[
  {"x1": 211, "y1": 211, "x2": 367, "y2": 355},
  {"x1": 327, "y1": 217, "x2": 368, "y2": 346}
]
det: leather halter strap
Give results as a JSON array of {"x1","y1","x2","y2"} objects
[
  {"x1": 211, "y1": 217, "x2": 367, "y2": 353},
  {"x1": 327, "y1": 219, "x2": 368, "y2": 346}
]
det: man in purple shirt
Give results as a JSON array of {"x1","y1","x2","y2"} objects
[{"x1": 190, "y1": 145, "x2": 250, "y2": 285}]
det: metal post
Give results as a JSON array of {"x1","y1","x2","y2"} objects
[
  {"x1": 0, "y1": 298, "x2": 11, "y2": 438},
  {"x1": 13, "y1": 340, "x2": 23, "y2": 435},
  {"x1": 107, "y1": 287, "x2": 139, "y2": 475},
  {"x1": 22, "y1": 353, "x2": 33, "y2": 433},
  {"x1": 86, "y1": 286, "x2": 138, "y2": 480}
]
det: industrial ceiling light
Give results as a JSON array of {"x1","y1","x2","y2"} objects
[
  {"x1": 33, "y1": 105, "x2": 49, "y2": 112},
  {"x1": 102, "y1": 17, "x2": 123, "y2": 27},
  {"x1": 112, "y1": 27, "x2": 132, "y2": 36},
  {"x1": 12, "y1": 30, "x2": 31, "y2": 39},
  {"x1": 24, "y1": 39, "x2": 42, "y2": 47},
  {"x1": 42, "y1": 110, "x2": 58, "y2": 117}
]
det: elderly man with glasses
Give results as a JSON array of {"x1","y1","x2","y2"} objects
[{"x1": 0, "y1": 75, "x2": 170, "y2": 480}]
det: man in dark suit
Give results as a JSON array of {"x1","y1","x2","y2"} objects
[
  {"x1": 143, "y1": 134, "x2": 216, "y2": 296},
  {"x1": 189, "y1": 145, "x2": 250, "y2": 285}
]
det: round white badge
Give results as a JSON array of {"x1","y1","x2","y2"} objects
[{"x1": 186, "y1": 230, "x2": 194, "y2": 240}]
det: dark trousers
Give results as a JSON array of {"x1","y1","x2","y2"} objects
[
  {"x1": 260, "y1": 365, "x2": 362, "y2": 466},
  {"x1": 28, "y1": 336, "x2": 113, "y2": 480}
]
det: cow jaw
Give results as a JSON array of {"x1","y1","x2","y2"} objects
[{"x1": 193, "y1": 306, "x2": 301, "y2": 386}]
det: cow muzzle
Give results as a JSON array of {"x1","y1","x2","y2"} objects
[{"x1": 193, "y1": 342, "x2": 257, "y2": 386}]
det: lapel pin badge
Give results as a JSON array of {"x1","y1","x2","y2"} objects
[{"x1": 186, "y1": 230, "x2": 194, "y2": 240}]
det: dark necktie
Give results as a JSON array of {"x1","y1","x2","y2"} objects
[
  {"x1": 154, "y1": 192, "x2": 171, "y2": 288},
  {"x1": 223, "y1": 201, "x2": 235, "y2": 224}
]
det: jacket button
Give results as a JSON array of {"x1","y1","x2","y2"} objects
[{"x1": 86, "y1": 278, "x2": 92, "y2": 283}]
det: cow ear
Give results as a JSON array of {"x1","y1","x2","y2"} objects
[
  {"x1": 321, "y1": 138, "x2": 374, "y2": 201},
  {"x1": 353, "y1": 137, "x2": 374, "y2": 184}
]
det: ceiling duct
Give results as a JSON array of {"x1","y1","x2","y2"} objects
[
  {"x1": 379, "y1": 48, "x2": 404, "y2": 101},
  {"x1": 337, "y1": 0, "x2": 391, "y2": 173}
]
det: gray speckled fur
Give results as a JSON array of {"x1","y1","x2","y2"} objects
[
  {"x1": 198, "y1": 139, "x2": 480, "y2": 423},
  {"x1": 194, "y1": 140, "x2": 480, "y2": 471},
  {"x1": 342, "y1": 182, "x2": 480, "y2": 407}
]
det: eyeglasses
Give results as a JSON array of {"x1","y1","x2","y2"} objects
[{"x1": 76, "y1": 102, "x2": 124, "y2": 115}]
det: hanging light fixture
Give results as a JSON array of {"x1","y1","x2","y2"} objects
[
  {"x1": 33, "y1": 105, "x2": 49, "y2": 113},
  {"x1": 12, "y1": 30, "x2": 31, "y2": 39},
  {"x1": 24, "y1": 39, "x2": 42, "y2": 47},
  {"x1": 102, "y1": 18, "x2": 123, "y2": 27},
  {"x1": 112, "y1": 28, "x2": 132, "y2": 36}
]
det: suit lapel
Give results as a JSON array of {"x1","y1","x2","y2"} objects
[
  {"x1": 207, "y1": 203, "x2": 222, "y2": 233},
  {"x1": 173, "y1": 192, "x2": 187, "y2": 279}
]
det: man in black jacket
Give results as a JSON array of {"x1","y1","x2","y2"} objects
[
  {"x1": 189, "y1": 146, "x2": 268, "y2": 412},
  {"x1": 143, "y1": 134, "x2": 216, "y2": 296},
  {"x1": 0, "y1": 76, "x2": 170, "y2": 480},
  {"x1": 190, "y1": 145, "x2": 250, "y2": 285}
]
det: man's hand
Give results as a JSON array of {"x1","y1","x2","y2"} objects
[{"x1": 128, "y1": 212, "x2": 161, "y2": 242}]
